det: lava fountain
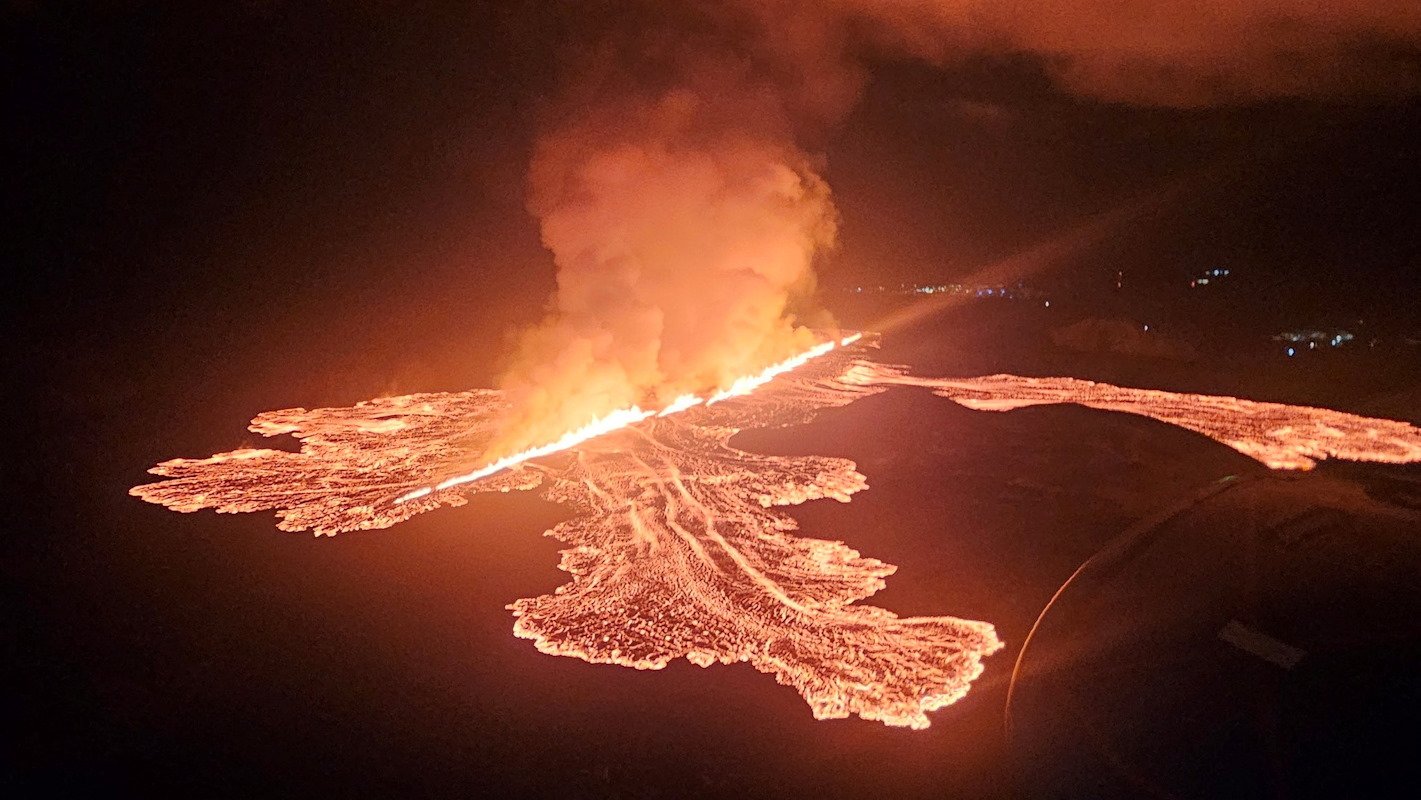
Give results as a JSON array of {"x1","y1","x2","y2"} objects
[{"x1": 133, "y1": 336, "x2": 1421, "y2": 728}]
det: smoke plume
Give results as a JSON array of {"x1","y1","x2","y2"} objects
[
  {"x1": 819, "y1": 0, "x2": 1421, "y2": 106},
  {"x1": 491, "y1": 0, "x2": 1421, "y2": 455},
  {"x1": 490, "y1": 9, "x2": 841, "y2": 455}
]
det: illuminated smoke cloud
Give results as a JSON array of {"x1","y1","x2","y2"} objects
[
  {"x1": 754, "y1": 0, "x2": 1421, "y2": 106},
  {"x1": 495, "y1": 1, "x2": 1420, "y2": 456},
  {"x1": 493, "y1": 18, "x2": 839, "y2": 457}
]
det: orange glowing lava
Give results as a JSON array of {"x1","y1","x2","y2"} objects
[
  {"x1": 133, "y1": 334, "x2": 1001, "y2": 728},
  {"x1": 131, "y1": 337, "x2": 1421, "y2": 728},
  {"x1": 396, "y1": 334, "x2": 863, "y2": 504},
  {"x1": 846, "y1": 363, "x2": 1421, "y2": 470}
]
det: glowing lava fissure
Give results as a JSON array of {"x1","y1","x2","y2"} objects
[
  {"x1": 132, "y1": 338, "x2": 1421, "y2": 729},
  {"x1": 396, "y1": 334, "x2": 861, "y2": 504}
]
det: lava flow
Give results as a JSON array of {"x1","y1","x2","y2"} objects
[
  {"x1": 132, "y1": 338, "x2": 1421, "y2": 728},
  {"x1": 395, "y1": 335, "x2": 860, "y2": 504},
  {"x1": 133, "y1": 335, "x2": 1002, "y2": 728},
  {"x1": 846, "y1": 363, "x2": 1421, "y2": 470}
]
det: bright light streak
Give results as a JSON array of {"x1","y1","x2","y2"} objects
[
  {"x1": 404, "y1": 406, "x2": 656, "y2": 501},
  {"x1": 657, "y1": 393, "x2": 703, "y2": 416},
  {"x1": 397, "y1": 333, "x2": 862, "y2": 503},
  {"x1": 707, "y1": 338, "x2": 840, "y2": 405}
]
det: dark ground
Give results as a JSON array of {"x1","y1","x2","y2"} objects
[
  {"x1": 1005, "y1": 469, "x2": 1421, "y2": 799},
  {"x1": 9, "y1": 300, "x2": 1419, "y2": 798}
]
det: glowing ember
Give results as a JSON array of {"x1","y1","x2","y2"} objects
[{"x1": 131, "y1": 335, "x2": 1420, "y2": 728}]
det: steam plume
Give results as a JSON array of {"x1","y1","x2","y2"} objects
[
  {"x1": 761, "y1": 0, "x2": 1421, "y2": 106},
  {"x1": 491, "y1": 13, "x2": 839, "y2": 454},
  {"x1": 492, "y1": 0, "x2": 1421, "y2": 454}
]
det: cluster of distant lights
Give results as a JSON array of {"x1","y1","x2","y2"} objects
[
  {"x1": 1189, "y1": 267, "x2": 1231, "y2": 288},
  {"x1": 1276, "y1": 329, "x2": 1356, "y2": 358},
  {"x1": 848, "y1": 271, "x2": 1410, "y2": 361},
  {"x1": 851, "y1": 283, "x2": 1045, "y2": 303}
]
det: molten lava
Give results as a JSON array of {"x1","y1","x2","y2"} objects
[
  {"x1": 397, "y1": 334, "x2": 862, "y2": 504},
  {"x1": 846, "y1": 364, "x2": 1421, "y2": 470},
  {"x1": 132, "y1": 336, "x2": 1421, "y2": 728}
]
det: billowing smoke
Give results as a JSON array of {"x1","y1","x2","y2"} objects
[
  {"x1": 490, "y1": 0, "x2": 1421, "y2": 455},
  {"x1": 818, "y1": 0, "x2": 1421, "y2": 106},
  {"x1": 490, "y1": 10, "x2": 841, "y2": 455}
]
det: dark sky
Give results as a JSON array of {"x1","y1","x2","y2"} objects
[
  {"x1": 11, "y1": 3, "x2": 557, "y2": 397},
  {"x1": 834, "y1": 58, "x2": 1421, "y2": 292}
]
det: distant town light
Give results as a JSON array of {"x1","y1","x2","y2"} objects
[
  {"x1": 848, "y1": 280, "x2": 1044, "y2": 303},
  {"x1": 1190, "y1": 267, "x2": 1230, "y2": 287}
]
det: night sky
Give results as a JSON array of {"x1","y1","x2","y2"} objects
[{"x1": 7, "y1": 3, "x2": 1421, "y2": 797}]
